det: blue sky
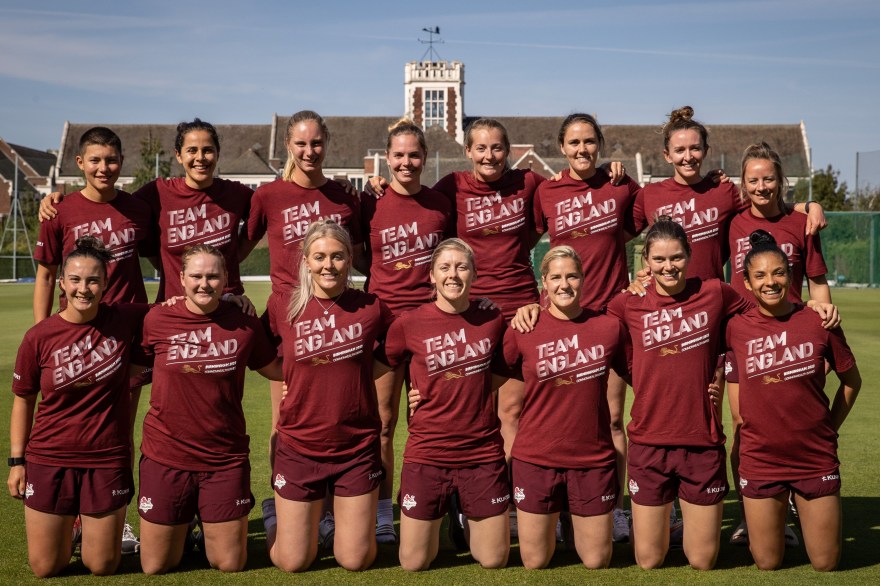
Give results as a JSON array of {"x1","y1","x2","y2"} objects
[{"x1": 1, "y1": 0, "x2": 878, "y2": 188}]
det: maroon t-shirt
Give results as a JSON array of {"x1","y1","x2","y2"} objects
[
  {"x1": 728, "y1": 209, "x2": 827, "y2": 302},
  {"x1": 633, "y1": 177, "x2": 747, "y2": 281},
  {"x1": 726, "y1": 305, "x2": 855, "y2": 480},
  {"x1": 384, "y1": 303, "x2": 506, "y2": 467},
  {"x1": 606, "y1": 278, "x2": 751, "y2": 446},
  {"x1": 138, "y1": 301, "x2": 276, "y2": 471},
  {"x1": 433, "y1": 170, "x2": 543, "y2": 319},
  {"x1": 271, "y1": 289, "x2": 392, "y2": 460},
  {"x1": 12, "y1": 304, "x2": 149, "y2": 468},
  {"x1": 35, "y1": 191, "x2": 152, "y2": 306},
  {"x1": 136, "y1": 177, "x2": 252, "y2": 300},
  {"x1": 534, "y1": 169, "x2": 640, "y2": 310},
  {"x1": 248, "y1": 178, "x2": 362, "y2": 295},
  {"x1": 501, "y1": 310, "x2": 630, "y2": 468},
  {"x1": 362, "y1": 186, "x2": 453, "y2": 315}
]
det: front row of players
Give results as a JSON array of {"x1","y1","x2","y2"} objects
[{"x1": 8, "y1": 217, "x2": 860, "y2": 576}]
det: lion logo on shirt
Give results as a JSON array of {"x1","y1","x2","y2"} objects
[
  {"x1": 401, "y1": 494, "x2": 417, "y2": 510},
  {"x1": 659, "y1": 345, "x2": 680, "y2": 356},
  {"x1": 182, "y1": 364, "x2": 203, "y2": 374},
  {"x1": 444, "y1": 369, "x2": 464, "y2": 380},
  {"x1": 311, "y1": 355, "x2": 331, "y2": 366},
  {"x1": 394, "y1": 260, "x2": 413, "y2": 270},
  {"x1": 554, "y1": 375, "x2": 575, "y2": 386},
  {"x1": 762, "y1": 374, "x2": 783, "y2": 384},
  {"x1": 481, "y1": 226, "x2": 501, "y2": 236},
  {"x1": 73, "y1": 377, "x2": 95, "y2": 388},
  {"x1": 139, "y1": 497, "x2": 153, "y2": 513},
  {"x1": 571, "y1": 229, "x2": 589, "y2": 239}
]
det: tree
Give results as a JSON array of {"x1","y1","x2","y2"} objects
[
  {"x1": 792, "y1": 165, "x2": 849, "y2": 211},
  {"x1": 851, "y1": 185, "x2": 880, "y2": 211},
  {"x1": 129, "y1": 133, "x2": 171, "y2": 191}
]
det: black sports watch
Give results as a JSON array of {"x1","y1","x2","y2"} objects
[{"x1": 7, "y1": 457, "x2": 25, "y2": 467}]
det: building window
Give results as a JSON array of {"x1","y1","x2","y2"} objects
[
  {"x1": 348, "y1": 176, "x2": 364, "y2": 191},
  {"x1": 424, "y1": 89, "x2": 445, "y2": 129}
]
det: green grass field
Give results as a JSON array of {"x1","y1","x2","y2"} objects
[{"x1": 0, "y1": 282, "x2": 877, "y2": 584}]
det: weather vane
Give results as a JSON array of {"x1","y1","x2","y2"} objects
[{"x1": 419, "y1": 26, "x2": 444, "y2": 61}]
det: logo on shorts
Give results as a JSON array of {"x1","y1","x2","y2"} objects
[
  {"x1": 236, "y1": 497, "x2": 252, "y2": 506},
  {"x1": 491, "y1": 493, "x2": 510, "y2": 505},
  {"x1": 513, "y1": 486, "x2": 525, "y2": 503},
  {"x1": 139, "y1": 497, "x2": 153, "y2": 513},
  {"x1": 401, "y1": 494, "x2": 417, "y2": 510},
  {"x1": 705, "y1": 485, "x2": 726, "y2": 494},
  {"x1": 274, "y1": 474, "x2": 287, "y2": 489},
  {"x1": 724, "y1": 360, "x2": 733, "y2": 376},
  {"x1": 628, "y1": 479, "x2": 639, "y2": 495},
  {"x1": 739, "y1": 478, "x2": 748, "y2": 489},
  {"x1": 369, "y1": 470, "x2": 382, "y2": 480},
  {"x1": 24, "y1": 483, "x2": 34, "y2": 498},
  {"x1": 112, "y1": 488, "x2": 130, "y2": 497},
  {"x1": 822, "y1": 474, "x2": 840, "y2": 482}
]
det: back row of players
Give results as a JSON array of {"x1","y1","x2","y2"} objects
[{"x1": 8, "y1": 107, "x2": 860, "y2": 576}]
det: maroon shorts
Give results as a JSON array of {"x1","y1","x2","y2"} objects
[
  {"x1": 23, "y1": 461, "x2": 133, "y2": 516},
  {"x1": 272, "y1": 438, "x2": 383, "y2": 501},
  {"x1": 740, "y1": 470, "x2": 841, "y2": 500},
  {"x1": 137, "y1": 456, "x2": 254, "y2": 524},
  {"x1": 724, "y1": 350, "x2": 739, "y2": 384},
  {"x1": 398, "y1": 460, "x2": 510, "y2": 521},
  {"x1": 627, "y1": 443, "x2": 728, "y2": 506},
  {"x1": 511, "y1": 458, "x2": 618, "y2": 517}
]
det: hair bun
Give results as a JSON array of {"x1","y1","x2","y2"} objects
[
  {"x1": 668, "y1": 106, "x2": 694, "y2": 124},
  {"x1": 748, "y1": 229, "x2": 777, "y2": 249}
]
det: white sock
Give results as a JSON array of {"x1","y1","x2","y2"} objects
[{"x1": 377, "y1": 498, "x2": 393, "y2": 526}]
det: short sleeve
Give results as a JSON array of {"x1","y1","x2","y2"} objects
[
  {"x1": 34, "y1": 214, "x2": 63, "y2": 266},
  {"x1": 247, "y1": 187, "x2": 269, "y2": 241},
  {"x1": 533, "y1": 184, "x2": 548, "y2": 235},
  {"x1": 12, "y1": 332, "x2": 41, "y2": 396},
  {"x1": 631, "y1": 189, "x2": 648, "y2": 234},
  {"x1": 383, "y1": 315, "x2": 409, "y2": 369},
  {"x1": 605, "y1": 291, "x2": 628, "y2": 322},
  {"x1": 247, "y1": 316, "x2": 278, "y2": 371},
  {"x1": 804, "y1": 232, "x2": 828, "y2": 279},
  {"x1": 720, "y1": 281, "x2": 752, "y2": 317},
  {"x1": 611, "y1": 319, "x2": 632, "y2": 378},
  {"x1": 826, "y1": 327, "x2": 856, "y2": 374}
]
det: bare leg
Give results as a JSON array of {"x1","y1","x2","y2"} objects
[
  {"x1": 679, "y1": 499, "x2": 723, "y2": 570},
  {"x1": 376, "y1": 366, "x2": 404, "y2": 502},
  {"x1": 79, "y1": 506, "x2": 126, "y2": 575},
  {"x1": 516, "y1": 509, "x2": 558, "y2": 569},
  {"x1": 743, "y1": 493, "x2": 787, "y2": 570},
  {"x1": 398, "y1": 514, "x2": 443, "y2": 571},
  {"x1": 268, "y1": 495, "x2": 322, "y2": 572},
  {"x1": 467, "y1": 513, "x2": 509, "y2": 569},
  {"x1": 202, "y1": 516, "x2": 249, "y2": 572},
  {"x1": 794, "y1": 492, "x2": 841, "y2": 572},
  {"x1": 631, "y1": 501, "x2": 671, "y2": 569},
  {"x1": 333, "y1": 488, "x2": 379, "y2": 571},
  {"x1": 572, "y1": 512, "x2": 613, "y2": 569},
  {"x1": 23, "y1": 508, "x2": 75, "y2": 578},
  {"x1": 139, "y1": 519, "x2": 190, "y2": 575}
]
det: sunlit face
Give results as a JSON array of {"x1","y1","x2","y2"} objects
[
  {"x1": 306, "y1": 236, "x2": 349, "y2": 297},
  {"x1": 664, "y1": 129, "x2": 705, "y2": 185},
  {"x1": 176, "y1": 130, "x2": 218, "y2": 189},
  {"x1": 645, "y1": 237, "x2": 689, "y2": 295},
  {"x1": 561, "y1": 122, "x2": 600, "y2": 181},
  {"x1": 465, "y1": 128, "x2": 508, "y2": 183},
  {"x1": 76, "y1": 144, "x2": 122, "y2": 193},
  {"x1": 542, "y1": 256, "x2": 583, "y2": 316},
  {"x1": 744, "y1": 251, "x2": 791, "y2": 313},
  {"x1": 743, "y1": 158, "x2": 781, "y2": 214},
  {"x1": 59, "y1": 256, "x2": 106, "y2": 314},
  {"x1": 386, "y1": 133, "x2": 424, "y2": 190},
  {"x1": 430, "y1": 248, "x2": 474, "y2": 310},
  {"x1": 288, "y1": 120, "x2": 326, "y2": 177},
  {"x1": 180, "y1": 253, "x2": 226, "y2": 313}
]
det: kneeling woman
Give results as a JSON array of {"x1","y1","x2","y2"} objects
[
  {"x1": 266, "y1": 220, "x2": 392, "y2": 572},
  {"x1": 385, "y1": 238, "x2": 509, "y2": 571},
  {"x1": 136, "y1": 244, "x2": 282, "y2": 574},
  {"x1": 8, "y1": 237, "x2": 148, "y2": 577},
  {"x1": 726, "y1": 231, "x2": 860, "y2": 571},
  {"x1": 501, "y1": 246, "x2": 630, "y2": 569}
]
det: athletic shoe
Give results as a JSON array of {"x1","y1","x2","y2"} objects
[
  {"x1": 557, "y1": 512, "x2": 573, "y2": 548},
  {"x1": 729, "y1": 520, "x2": 749, "y2": 546},
  {"x1": 71, "y1": 516, "x2": 83, "y2": 554},
  {"x1": 183, "y1": 517, "x2": 202, "y2": 554},
  {"x1": 668, "y1": 504, "x2": 684, "y2": 550},
  {"x1": 121, "y1": 522, "x2": 140, "y2": 555},
  {"x1": 612, "y1": 508, "x2": 631, "y2": 543},
  {"x1": 447, "y1": 493, "x2": 468, "y2": 551},
  {"x1": 375, "y1": 521, "x2": 397, "y2": 544},
  {"x1": 261, "y1": 498, "x2": 277, "y2": 534},
  {"x1": 319, "y1": 511, "x2": 335, "y2": 551},
  {"x1": 784, "y1": 524, "x2": 800, "y2": 548}
]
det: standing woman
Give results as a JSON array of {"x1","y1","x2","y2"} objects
[
  {"x1": 726, "y1": 143, "x2": 831, "y2": 545},
  {"x1": 385, "y1": 238, "x2": 509, "y2": 571},
  {"x1": 8, "y1": 237, "x2": 148, "y2": 577},
  {"x1": 605, "y1": 217, "x2": 752, "y2": 570},
  {"x1": 136, "y1": 244, "x2": 282, "y2": 574},
  {"x1": 532, "y1": 113, "x2": 641, "y2": 540},
  {"x1": 632, "y1": 106, "x2": 826, "y2": 282},
  {"x1": 266, "y1": 220, "x2": 391, "y2": 573},
  {"x1": 726, "y1": 231, "x2": 859, "y2": 571},
  {"x1": 361, "y1": 119, "x2": 453, "y2": 543},
  {"x1": 501, "y1": 246, "x2": 630, "y2": 569}
]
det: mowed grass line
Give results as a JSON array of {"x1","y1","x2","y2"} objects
[{"x1": 0, "y1": 282, "x2": 877, "y2": 584}]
